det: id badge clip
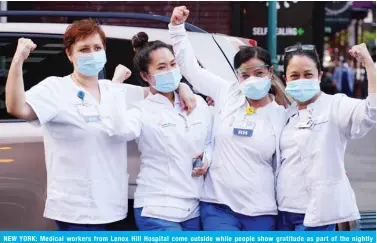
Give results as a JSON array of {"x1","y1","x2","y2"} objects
[
  {"x1": 296, "y1": 120, "x2": 314, "y2": 129},
  {"x1": 296, "y1": 109, "x2": 314, "y2": 129}
]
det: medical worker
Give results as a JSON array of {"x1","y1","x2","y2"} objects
[
  {"x1": 277, "y1": 43, "x2": 376, "y2": 230},
  {"x1": 5, "y1": 19, "x2": 196, "y2": 231},
  {"x1": 107, "y1": 33, "x2": 213, "y2": 231},
  {"x1": 169, "y1": 6, "x2": 286, "y2": 231}
]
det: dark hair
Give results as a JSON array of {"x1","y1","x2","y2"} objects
[
  {"x1": 283, "y1": 44, "x2": 321, "y2": 75},
  {"x1": 132, "y1": 32, "x2": 148, "y2": 53},
  {"x1": 234, "y1": 46, "x2": 272, "y2": 70},
  {"x1": 132, "y1": 32, "x2": 173, "y2": 73}
]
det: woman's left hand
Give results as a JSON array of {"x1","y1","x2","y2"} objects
[
  {"x1": 178, "y1": 83, "x2": 197, "y2": 114},
  {"x1": 206, "y1": 97, "x2": 215, "y2": 107},
  {"x1": 349, "y1": 43, "x2": 374, "y2": 66}
]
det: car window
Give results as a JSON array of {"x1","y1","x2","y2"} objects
[
  {"x1": 0, "y1": 36, "x2": 72, "y2": 120},
  {"x1": 104, "y1": 38, "x2": 144, "y2": 87},
  {"x1": 0, "y1": 36, "x2": 144, "y2": 121}
]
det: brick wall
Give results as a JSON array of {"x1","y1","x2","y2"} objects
[{"x1": 8, "y1": 1, "x2": 232, "y2": 35}]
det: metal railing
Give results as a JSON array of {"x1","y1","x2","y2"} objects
[
  {"x1": 0, "y1": 10, "x2": 207, "y2": 33},
  {"x1": 360, "y1": 211, "x2": 376, "y2": 231}
]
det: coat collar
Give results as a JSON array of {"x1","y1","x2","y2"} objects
[
  {"x1": 286, "y1": 92, "x2": 329, "y2": 119},
  {"x1": 147, "y1": 91, "x2": 180, "y2": 107}
]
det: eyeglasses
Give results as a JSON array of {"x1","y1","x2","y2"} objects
[
  {"x1": 284, "y1": 45, "x2": 316, "y2": 53},
  {"x1": 236, "y1": 64, "x2": 270, "y2": 81},
  {"x1": 237, "y1": 64, "x2": 269, "y2": 73}
]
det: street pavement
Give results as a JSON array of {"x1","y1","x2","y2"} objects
[{"x1": 345, "y1": 128, "x2": 376, "y2": 211}]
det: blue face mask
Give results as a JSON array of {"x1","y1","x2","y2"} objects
[
  {"x1": 285, "y1": 79, "x2": 320, "y2": 102},
  {"x1": 76, "y1": 50, "x2": 107, "y2": 76},
  {"x1": 152, "y1": 68, "x2": 182, "y2": 93},
  {"x1": 239, "y1": 76, "x2": 271, "y2": 100}
]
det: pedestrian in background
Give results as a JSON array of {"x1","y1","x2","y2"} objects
[{"x1": 333, "y1": 59, "x2": 355, "y2": 97}]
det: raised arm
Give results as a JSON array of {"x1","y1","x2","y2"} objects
[
  {"x1": 114, "y1": 107, "x2": 143, "y2": 142},
  {"x1": 350, "y1": 44, "x2": 376, "y2": 94},
  {"x1": 6, "y1": 38, "x2": 38, "y2": 120},
  {"x1": 169, "y1": 6, "x2": 230, "y2": 103},
  {"x1": 103, "y1": 91, "x2": 143, "y2": 142},
  {"x1": 334, "y1": 43, "x2": 376, "y2": 140}
]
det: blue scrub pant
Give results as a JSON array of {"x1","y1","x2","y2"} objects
[
  {"x1": 56, "y1": 221, "x2": 108, "y2": 231},
  {"x1": 200, "y1": 202, "x2": 276, "y2": 231},
  {"x1": 277, "y1": 211, "x2": 336, "y2": 231},
  {"x1": 134, "y1": 208, "x2": 201, "y2": 231}
]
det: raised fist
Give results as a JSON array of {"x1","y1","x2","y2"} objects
[
  {"x1": 349, "y1": 43, "x2": 374, "y2": 66},
  {"x1": 112, "y1": 64, "x2": 132, "y2": 83},
  {"x1": 14, "y1": 38, "x2": 37, "y2": 62},
  {"x1": 171, "y1": 6, "x2": 190, "y2": 26}
]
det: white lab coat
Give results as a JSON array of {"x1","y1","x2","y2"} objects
[
  {"x1": 277, "y1": 92, "x2": 376, "y2": 227},
  {"x1": 169, "y1": 23, "x2": 286, "y2": 216},
  {"x1": 106, "y1": 91, "x2": 213, "y2": 222}
]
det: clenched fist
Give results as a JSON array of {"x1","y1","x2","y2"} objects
[
  {"x1": 14, "y1": 38, "x2": 37, "y2": 63},
  {"x1": 171, "y1": 6, "x2": 190, "y2": 26},
  {"x1": 349, "y1": 43, "x2": 374, "y2": 66},
  {"x1": 112, "y1": 64, "x2": 132, "y2": 83}
]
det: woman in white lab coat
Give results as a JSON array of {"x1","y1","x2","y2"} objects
[
  {"x1": 169, "y1": 7, "x2": 286, "y2": 231},
  {"x1": 5, "y1": 19, "x2": 196, "y2": 231},
  {"x1": 108, "y1": 33, "x2": 213, "y2": 231},
  {"x1": 277, "y1": 43, "x2": 376, "y2": 230}
]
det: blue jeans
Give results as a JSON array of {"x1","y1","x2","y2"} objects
[
  {"x1": 134, "y1": 208, "x2": 201, "y2": 231},
  {"x1": 277, "y1": 211, "x2": 336, "y2": 231},
  {"x1": 200, "y1": 202, "x2": 276, "y2": 231},
  {"x1": 55, "y1": 221, "x2": 107, "y2": 231}
]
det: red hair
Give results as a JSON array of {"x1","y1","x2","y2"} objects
[{"x1": 64, "y1": 19, "x2": 106, "y2": 53}]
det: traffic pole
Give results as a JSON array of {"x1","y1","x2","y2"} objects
[{"x1": 267, "y1": 1, "x2": 278, "y2": 70}]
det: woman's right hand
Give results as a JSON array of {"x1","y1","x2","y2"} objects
[
  {"x1": 112, "y1": 64, "x2": 132, "y2": 83},
  {"x1": 14, "y1": 38, "x2": 37, "y2": 63},
  {"x1": 171, "y1": 6, "x2": 190, "y2": 26},
  {"x1": 192, "y1": 161, "x2": 209, "y2": 177}
]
